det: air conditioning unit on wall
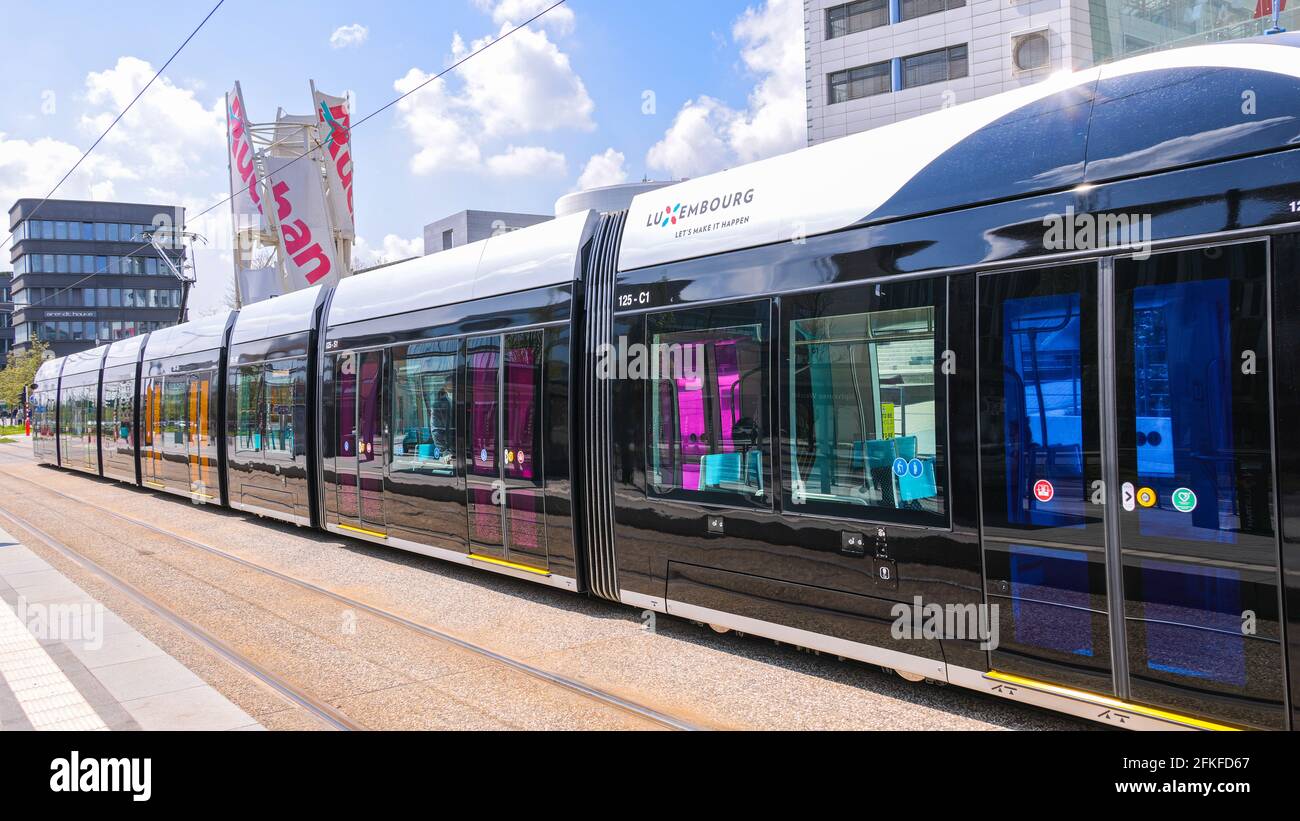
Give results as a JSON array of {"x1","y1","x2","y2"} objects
[{"x1": 1011, "y1": 29, "x2": 1052, "y2": 74}]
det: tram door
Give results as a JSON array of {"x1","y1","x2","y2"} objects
[
  {"x1": 334, "y1": 351, "x2": 388, "y2": 537},
  {"x1": 186, "y1": 374, "x2": 214, "y2": 500},
  {"x1": 142, "y1": 378, "x2": 164, "y2": 487},
  {"x1": 977, "y1": 242, "x2": 1286, "y2": 729},
  {"x1": 465, "y1": 333, "x2": 548, "y2": 571}
]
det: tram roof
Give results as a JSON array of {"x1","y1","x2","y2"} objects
[
  {"x1": 326, "y1": 209, "x2": 600, "y2": 329},
  {"x1": 103, "y1": 334, "x2": 149, "y2": 371},
  {"x1": 61, "y1": 345, "x2": 108, "y2": 377},
  {"x1": 619, "y1": 35, "x2": 1300, "y2": 272},
  {"x1": 33, "y1": 359, "x2": 62, "y2": 387},
  {"x1": 230, "y1": 285, "x2": 322, "y2": 346},
  {"x1": 142, "y1": 310, "x2": 235, "y2": 361}
]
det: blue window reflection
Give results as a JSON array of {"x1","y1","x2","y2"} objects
[
  {"x1": 1009, "y1": 544, "x2": 1094, "y2": 657},
  {"x1": 1141, "y1": 560, "x2": 1245, "y2": 686},
  {"x1": 1002, "y1": 294, "x2": 1085, "y2": 528},
  {"x1": 1133, "y1": 278, "x2": 1235, "y2": 544}
]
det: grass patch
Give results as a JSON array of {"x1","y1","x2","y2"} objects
[{"x1": 0, "y1": 425, "x2": 25, "y2": 436}]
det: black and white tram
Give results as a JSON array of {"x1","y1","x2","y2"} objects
[{"x1": 28, "y1": 36, "x2": 1300, "y2": 730}]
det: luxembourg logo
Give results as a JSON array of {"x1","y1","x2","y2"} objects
[{"x1": 646, "y1": 188, "x2": 756, "y2": 231}]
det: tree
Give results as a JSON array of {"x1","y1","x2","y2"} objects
[{"x1": 0, "y1": 340, "x2": 51, "y2": 410}]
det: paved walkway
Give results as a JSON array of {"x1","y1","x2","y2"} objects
[{"x1": 0, "y1": 524, "x2": 261, "y2": 732}]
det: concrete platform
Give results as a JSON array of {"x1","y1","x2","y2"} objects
[{"x1": 0, "y1": 525, "x2": 261, "y2": 732}]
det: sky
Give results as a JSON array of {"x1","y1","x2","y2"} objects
[{"x1": 0, "y1": 0, "x2": 806, "y2": 316}]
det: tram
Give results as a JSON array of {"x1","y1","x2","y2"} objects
[{"x1": 28, "y1": 36, "x2": 1300, "y2": 730}]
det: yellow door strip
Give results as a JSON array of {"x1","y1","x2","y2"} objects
[
  {"x1": 986, "y1": 671, "x2": 1240, "y2": 731},
  {"x1": 337, "y1": 523, "x2": 388, "y2": 540},
  {"x1": 468, "y1": 554, "x2": 550, "y2": 576}
]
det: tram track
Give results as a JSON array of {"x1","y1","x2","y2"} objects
[
  {"x1": 0, "y1": 501, "x2": 360, "y2": 731},
  {"x1": 0, "y1": 455, "x2": 701, "y2": 731}
]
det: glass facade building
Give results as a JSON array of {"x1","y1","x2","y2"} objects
[{"x1": 7, "y1": 199, "x2": 186, "y2": 357}]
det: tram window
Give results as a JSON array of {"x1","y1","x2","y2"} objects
[
  {"x1": 264, "y1": 361, "x2": 305, "y2": 456},
  {"x1": 785, "y1": 280, "x2": 946, "y2": 524},
  {"x1": 504, "y1": 332, "x2": 544, "y2": 486},
  {"x1": 234, "y1": 365, "x2": 265, "y2": 454},
  {"x1": 467, "y1": 336, "x2": 501, "y2": 479},
  {"x1": 163, "y1": 379, "x2": 187, "y2": 447},
  {"x1": 391, "y1": 340, "x2": 458, "y2": 476},
  {"x1": 233, "y1": 359, "x2": 306, "y2": 456},
  {"x1": 647, "y1": 301, "x2": 771, "y2": 507}
]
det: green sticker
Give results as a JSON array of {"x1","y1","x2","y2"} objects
[{"x1": 1171, "y1": 487, "x2": 1198, "y2": 514}]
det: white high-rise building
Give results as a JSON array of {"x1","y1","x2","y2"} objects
[{"x1": 805, "y1": 0, "x2": 1290, "y2": 144}]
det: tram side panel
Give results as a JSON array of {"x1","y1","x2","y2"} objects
[
  {"x1": 138, "y1": 350, "x2": 222, "y2": 502},
  {"x1": 56, "y1": 370, "x2": 101, "y2": 477},
  {"x1": 1270, "y1": 231, "x2": 1300, "y2": 731},
  {"x1": 319, "y1": 284, "x2": 586, "y2": 589},
  {"x1": 99, "y1": 359, "x2": 142, "y2": 485},
  {"x1": 605, "y1": 233, "x2": 986, "y2": 679},
  {"x1": 31, "y1": 360, "x2": 63, "y2": 466},
  {"x1": 224, "y1": 332, "x2": 314, "y2": 527}
]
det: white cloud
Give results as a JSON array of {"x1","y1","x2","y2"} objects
[
  {"x1": 393, "y1": 15, "x2": 593, "y2": 178},
  {"x1": 575, "y1": 148, "x2": 628, "y2": 191},
  {"x1": 79, "y1": 56, "x2": 226, "y2": 184},
  {"x1": 486, "y1": 145, "x2": 567, "y2": 177},
  {"x1": 472, "y1": 0, "x2": 576, "y2": 34},
  {"x1": 647, "y1": 97, "x2": 740, "y2": 180},
  {"x1": 394, "y1": 68, "x2": 483, "y2": 175},
  {"x1": 454, "y1": 25, "x2": 594, "y2": 137},
  {"x1": 330, "y1": 23, "x2": 370, "y2": 49},
  {"x1": 1, "y1": 56, "x2": 225, "y2": 265},
  {"x1": 354, "y1": 233, "x2": 424, "y2": 267},
  {"x1": 647, "y1": 0, "x2": 806, "y2": 179}
]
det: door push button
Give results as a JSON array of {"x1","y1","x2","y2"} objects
[
  {"x1": 874, "y1": 558, "x2": 898, "y2": 590},
  {"x1": 873, "y1": 527, "x2": 890, "y2": 559},
  {"x1": 840, "y1": 532, "x2": 867, "y2": 558},
  {"x1": 706, "y1": 516, "x2": 725, "y2": 536}
]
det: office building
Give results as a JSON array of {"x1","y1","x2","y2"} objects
[
  {"x1": 0, "y1": 272, "x2": 12, "y2": 370},
  {"x1": 7, "y1": 199, "x2": 187, "y2": 358},
  {"x1": 423, "y1": 210, "x2": 553, "y2": 256},
  {"x1": 805, "y1": 0, "x2": 1294, "y2": 144}
]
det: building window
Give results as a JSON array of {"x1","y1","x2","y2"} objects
[
  {"x1": 442, "y1": 229, "x2": 455, "y2": 251},
  {"x1": 901, "y1": 44, "x2": 968, "y2": 89},
  {"x1": 899, "y1": 0, "x2": 965, "y2": 23},
  {"x1": 826, "y1": 0, "x2": 888, "y2": 39},
  {"x1": 828, "y1": 61, "x2": 892, "y2": 104}
]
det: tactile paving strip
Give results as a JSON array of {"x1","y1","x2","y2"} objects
[{"x1": 0, "y1": 597, "x2": 107, "y2": 731}]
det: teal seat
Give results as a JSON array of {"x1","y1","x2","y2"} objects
[
  {"x1": 898, "y1": 458, "x2": 938, "y2": 502},
  {"x1": 864, "y1": 439, "x2": 897, "y2": 470},
  {"x1": 894, "y1": 436, "x2": 918, "y2": 460},
  {"x1": 700, "y1": 452, "x2": 743, "y2": 487}
]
